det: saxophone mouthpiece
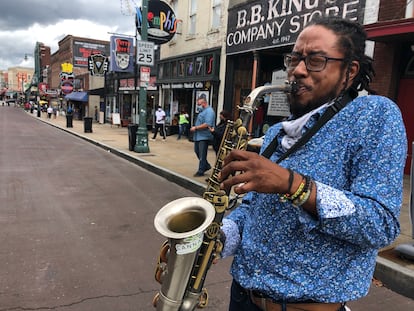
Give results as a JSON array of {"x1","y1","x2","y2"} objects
[{"x1": 287, "y1": 80, "x2": 298, "y2": 94}]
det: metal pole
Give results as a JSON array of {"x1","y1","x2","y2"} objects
[{"x1": 134, "y1": 0, "x2": 150, "y2": 153}]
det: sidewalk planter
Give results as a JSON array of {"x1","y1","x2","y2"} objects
[
  {"x1": 128, "y1": 124, "x2": 138, "y2": 151},
  {"x1": 66, "y1": 114, "x2": 73, "y2": 128},
  {"x1": 84, "y1": 117, "x2": 93, "y2": 133}
]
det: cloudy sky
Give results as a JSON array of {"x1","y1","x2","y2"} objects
[{"x1": 0, "y1": 0, "x2": 141, "y2": 70}]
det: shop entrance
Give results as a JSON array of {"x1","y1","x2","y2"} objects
[{"x1": 397, "y1": 78, "x2": 414, "y2": 174}]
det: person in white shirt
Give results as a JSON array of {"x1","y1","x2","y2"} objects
[
  {"x1": 47, "y1": 106, "x2": 53, "y2": 119},
  {"x1": 152, "y1": 106, "x2": 166, "y2": 141}
]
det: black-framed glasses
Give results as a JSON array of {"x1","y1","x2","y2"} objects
[{"x1": 283, "y1": 53, "x2": 345, "y2": 72}]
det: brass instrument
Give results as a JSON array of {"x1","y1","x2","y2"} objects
[{"x1": 153, "y1": 81, "x2": 297, "y2": 311}]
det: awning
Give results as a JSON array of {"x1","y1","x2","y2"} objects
[
  {"x1": 64, "y1": 91, "x2": 88, "y2": 102},
  {"x1": 365, "y1": 18, "x2": 414, "y2": 42}
]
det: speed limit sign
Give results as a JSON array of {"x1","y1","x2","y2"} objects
[{"x1": 137, "y1": 40, "x2": 154, "y2": 66}]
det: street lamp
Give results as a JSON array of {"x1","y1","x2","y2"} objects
[{"x1": 134, "y1": 0, "x2": 150, "y2": 153}]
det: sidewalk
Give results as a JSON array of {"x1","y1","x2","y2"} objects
[{"x1": 31, "y1": 111, "x2": 414, "y2": 299}]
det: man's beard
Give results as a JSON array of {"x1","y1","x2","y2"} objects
[{"x1": 288, "y1": 80, "x2": 344, "y2": 118}]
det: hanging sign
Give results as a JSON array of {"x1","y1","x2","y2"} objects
[{"x1": 136, "y1": 0, "x2": 181, "y2": 45}]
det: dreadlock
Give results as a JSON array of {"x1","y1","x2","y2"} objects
[{"x1": 307, "y1": 16, "x2": 377, "y2": 98}]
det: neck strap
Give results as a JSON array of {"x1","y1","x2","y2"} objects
[{"x1": 261, "y1": 93, "x2": 352, "y2": 162}]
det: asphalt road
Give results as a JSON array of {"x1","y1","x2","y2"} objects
[
  {"x1": 0, "y1": 106, "x2": 413, "y2": 310},
  {"x1": 0, "y1": 107, "x2": 232, "y2": 310}
]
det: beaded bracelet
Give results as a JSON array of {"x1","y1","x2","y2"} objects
[
  {"x1": 293, "y1": 179, "x2": 313, "y2": 207},
  {"x1": 280, "y1": 174, "x2": 305, "y2": 202}
]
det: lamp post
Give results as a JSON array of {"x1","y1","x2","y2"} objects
[{"x1": 134, "y1": 0, "x2": 150, "y2": 153}]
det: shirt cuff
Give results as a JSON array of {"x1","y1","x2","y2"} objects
[
  {"x1": 315, "y1": 181, "x2": 356, "y2": 218},
  {"x1": 220, "y1": 218, "x2": 240, "y2": 258}
]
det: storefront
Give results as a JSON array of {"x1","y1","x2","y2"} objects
[
  {"x1": 156, "y1": 48, "x2": 221, "y2": 128},
  {"x1": 104, "y1": 72, "x2": 158, "y2": 128},
  {"x1": 224, "y1": 0, "x2": 367, "y2": 137},
  {"x1": 365, "y1": 18, "x2": 414, "y2": 174}
]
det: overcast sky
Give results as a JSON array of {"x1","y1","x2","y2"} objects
[{"x1": 0, "y1": 0, "x2": 141, "y2": 70}]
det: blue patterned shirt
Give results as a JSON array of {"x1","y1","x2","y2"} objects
[{"x1": 221, "y1": 95, "x2": 407, "y2": 303}]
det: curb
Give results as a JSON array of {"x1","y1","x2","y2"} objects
[{"x1": 375, "y1": 257, "x2": 414, "y2": 299}]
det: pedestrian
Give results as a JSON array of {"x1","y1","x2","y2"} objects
[
  {"x1": 218, "y1": 16, "x2": 407, "y2": 311},
  {"x1": 190, "y1": 93, "x2": 215, "y2": 177},
  {"x1": 47, "y1": 105, "x2": 53, "y2": 119},
  {"x1": 209, "y1": 110, "x2": 231, "y2": 154},
  {"x1": 151, "y1": 105, "x2": 166, "y2": 141},
  {"x1": 177, "y1": 109, "x2": 190, "y2": 140},
  {"x1": 94, "y1": 106, "x2": 98, "y2": 122}
]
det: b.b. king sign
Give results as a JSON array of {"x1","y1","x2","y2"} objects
[{"x1": 226, "y1": 0, "x2": 366, "y2": 55}]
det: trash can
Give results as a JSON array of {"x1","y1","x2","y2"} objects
[
  {"x1": 84, "y1": 117, "x2": 93, "y2": 133},
  {"x1": 128, "y1": 124, "x2": 139, "y2": 151},
  {"x1": 66, "y1": 114, "x2": 73, "y2": 128}
]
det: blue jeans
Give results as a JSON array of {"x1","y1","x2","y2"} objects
[
  {"x1": 178, "y1": 123, "x2": 188, "y2": 139},
  {"x1": 194, "y1": 140, "x2": 211, "y2": 174}
]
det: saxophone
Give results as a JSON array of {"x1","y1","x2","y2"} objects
[{"x1": 152, "y1": 81, "x2": 297, "y2": 311}]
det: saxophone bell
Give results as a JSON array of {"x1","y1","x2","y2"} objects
[{"x1": 153, "y1": 197, "x2": 215, "y2": 311}]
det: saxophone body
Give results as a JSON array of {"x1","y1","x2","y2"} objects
[{"x1": 152, "y1": 81, "x2": 296, "y2": 311}]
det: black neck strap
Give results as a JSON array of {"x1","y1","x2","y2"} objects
[{"x1": 261, "y1": 93, "x2": 352, "y2": 162}]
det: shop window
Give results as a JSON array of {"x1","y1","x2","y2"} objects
[
  {"x1": 178, "y1": 60, "x2": 185, "y2": 76},
  {"x1": 158, "y1": 63, "x2": 164, "y2": 79},
  {"x1": 195, "y1": 56, "x2": 204, "y2": 75},
  {"x1": 186, "y1": 58, "x2": 194, "y2": 76},
  {"x1": 172, "y1": 61, "x2": 178, "y2": 77},
  {"x1": 164, "y1": 62, "x2": 171, "y2": 78},
  {"x1": 205, "y1": 54, "x2": 214, "y2": 75}
]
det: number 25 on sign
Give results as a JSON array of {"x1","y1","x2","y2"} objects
[{"x1": 137, "y1": 41, "x2": 154, "y2": 66}]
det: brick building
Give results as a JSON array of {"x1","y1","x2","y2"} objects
[{"x1": 365, "y1": 0, "x2": 414, "y2": 173}]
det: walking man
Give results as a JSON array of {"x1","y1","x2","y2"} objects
[
  {"x1": 152, "y1": 106, "x2": 166, "y2": 141},
  {"x1": 190, "y1": 94, "x2": 215, "y2": 177}
]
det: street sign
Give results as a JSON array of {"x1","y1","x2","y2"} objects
[
  {"x1": 137, "y1": 40, "x2": 154, "y2": 66},
  {"x1": 140, "y1": 66, "x2": 150, "y2": 87}
]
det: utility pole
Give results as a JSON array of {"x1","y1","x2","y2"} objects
[{"x1": 134, "y1": 0, "x2": 150, "y2": 153}]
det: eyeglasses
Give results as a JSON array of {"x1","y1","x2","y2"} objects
[{"x1": 283, "y1": 53, "x2": 345, "y2": 72}]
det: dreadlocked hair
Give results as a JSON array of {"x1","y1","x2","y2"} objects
[{"x1": 307, "y1": 16, "x2": 377, "y2": 98}]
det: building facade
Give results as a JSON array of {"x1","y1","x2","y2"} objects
[
  {"x1": 365, "y1": 0, "x2": 414, "y2": 174},
  {"x1": 223, "y1": 0, "x2": 413, "y2": 173},
  {"x1": 158, "y1": 0, "x2": 229, "y2": 128}
]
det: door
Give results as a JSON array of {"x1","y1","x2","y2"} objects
[{"x1": 397, "y1": 78, "x2": 414, "y2": 175}]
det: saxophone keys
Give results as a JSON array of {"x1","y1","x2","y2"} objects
[
  {"x1": 197, "y1": 288, "x2": 209, "y2": 308},
  {"x1": 154, "y1": 241, "x2": 169, "y2": 283},
  {"x1": 152, "y1": 292, "x2": 160, "y2": 308}
]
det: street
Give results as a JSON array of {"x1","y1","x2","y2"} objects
[
  {"x1": 0, "y1": 107, "x2": 232, "y2": 310},
  {"x1": 0, "y1": 106, "x2": 413, "y2": 310}
]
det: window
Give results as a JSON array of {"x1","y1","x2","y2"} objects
[
  {"x1": 188, "y1": 0, "x2": 197, "y2": 35},
  {"x1": 211, "y1": 0, "x2": 222, "y2": 29}
]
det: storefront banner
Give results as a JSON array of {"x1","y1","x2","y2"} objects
[
  {"x1": 226, "y1": 0, "x2": 366, "y2": 55},
  {"x1": 161, "y1": 82, "x2": 206, "y2": 89},
  {"x1": 73, "y1": 40, "x2": 110, "y2": 68},
  {"x1": 110, "y1": 36, "x2": 134, "y2": 73}
]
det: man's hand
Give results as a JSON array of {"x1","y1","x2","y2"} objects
[{"x1": 219, "y1": 150, "x2": 290, "y2": 195}]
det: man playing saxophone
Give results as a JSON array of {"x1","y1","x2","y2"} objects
[{"x1": 218, "y1": 16, "x2": 407, "y2": 311}]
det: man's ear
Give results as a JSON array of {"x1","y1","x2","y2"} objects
[{"x1": 345, "y1": 61, "x2": 360, "y2": 87}]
